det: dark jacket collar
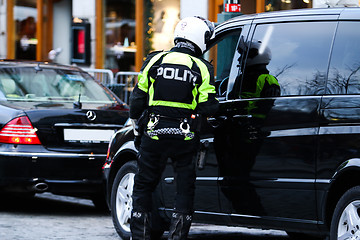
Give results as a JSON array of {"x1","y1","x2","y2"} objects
[{"x1": 170, "y1": 42, "x2": 200, "y2": 57}]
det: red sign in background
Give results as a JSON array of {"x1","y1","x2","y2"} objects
[
  {"x1": 225, "y1": 3, "x2": 241, "y2": 12},
  {"x1": 77, "y1": 30, "x2": 85, "y2": 54}
]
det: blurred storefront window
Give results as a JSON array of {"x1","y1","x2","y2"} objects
[
  {"x1": 105, "y1": 0, "x2": 136, "y2": 72},
  {"x1": 143, "y1": 0, "x2": 180, "y2": 57},
  {"x1": 151, "y1": 0, "x2": 180, "y2": 52},
  {"x1": 14, "y1": 0, "x2": 37, "y2": 60},
  {"x1": 265, "y1": 0, "x2": 312, "y2": 11}
]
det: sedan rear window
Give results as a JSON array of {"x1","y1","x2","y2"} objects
[{"x1": 0, "y1": 67, "x2": 115, "y2": 103}]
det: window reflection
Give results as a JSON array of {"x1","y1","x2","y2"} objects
[
  {"x1": 244, "y1": 22, "x2": 336, "y2": 97},
  {"x1": 327, "y1": 22, "x2": 360, "y2": 95},
  {"x1": 241, "y1": 40, "x2": 280, "y2": 100}
]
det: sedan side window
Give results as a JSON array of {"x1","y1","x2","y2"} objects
[{"x1": 240, "y1": 21, "x2": 336, "y2": 98}]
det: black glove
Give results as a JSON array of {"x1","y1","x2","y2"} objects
[
  {"x1": 131, "y1": 118, "x2": 142, "y2": 150},
  {"x1": 134, "y1": 135, "x2": 141, "y2": 150}
]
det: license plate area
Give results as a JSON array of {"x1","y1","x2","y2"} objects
[{"x1": 63, "y1": 129, "x2": 115, "y2": 143}]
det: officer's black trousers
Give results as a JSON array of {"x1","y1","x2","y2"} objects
[{"x1": 132, "y1": 135, "x2": 199, "y2": 214}]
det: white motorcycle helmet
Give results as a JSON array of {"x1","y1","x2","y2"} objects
[
  {"x1": 246, "y1": 40, "x2": 272, "y2": 66},
  {"x1": 174, "y1": 16, "x2": 215, "y2": 54}
]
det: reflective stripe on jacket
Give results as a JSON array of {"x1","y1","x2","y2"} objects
[
  {"x1": 137, "y1": 51, "x2": 216, "y2": 111},
  {"x1": 241, "y1": 74, "x2": 279, "y2": 99}
]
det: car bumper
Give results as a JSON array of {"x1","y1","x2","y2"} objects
[{"x1": 0, "y1": 144, "x2": 106, "y2": 195}]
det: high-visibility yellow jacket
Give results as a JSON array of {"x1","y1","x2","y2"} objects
[{"x1": 129, "y1": 49, "x2": 219, "y2": 120}]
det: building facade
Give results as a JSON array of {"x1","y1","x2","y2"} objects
[{"x1": 0, "y1": 0, "x2": 358, "y2": 72}]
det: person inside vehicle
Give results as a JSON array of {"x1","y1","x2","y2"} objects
[{"x1": 128, "y1": 16, "x2": 219, "y2": 240}]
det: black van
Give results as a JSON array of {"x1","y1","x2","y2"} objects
[{"x1": 103, "y1": 8, "x2": 360, "y2": 240}]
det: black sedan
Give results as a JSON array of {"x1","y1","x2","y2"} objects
[{"x1": 0, "y1": 60, "x2": 129, "y2": 208}]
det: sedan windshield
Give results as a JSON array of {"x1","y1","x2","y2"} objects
[{"x1": 0, "y1": 67, "x2": 115, "y2": 104}]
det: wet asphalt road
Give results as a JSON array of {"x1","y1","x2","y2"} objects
[{"x1": 0, "y1": 193, "x2": 292, "y2": 240}]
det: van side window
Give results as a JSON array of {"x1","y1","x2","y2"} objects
[
  {"x1": 240, "y1": 22, "x2": 336, "y2": 98},
  {"x1": 327, "y1": 22, "x2": 360, "y2": 95},
  {"x1": 207, "y1": 30, "x2": 241, "y2": 98}
]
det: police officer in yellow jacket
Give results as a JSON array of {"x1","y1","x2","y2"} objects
[
  {"x1": 241, "y1": 40, "x2": 280, "y2": 117},
  {"x1": 129, "y1": 16, "x2": 219, "y2": 240}
]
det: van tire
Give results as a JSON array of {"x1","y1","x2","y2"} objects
[
  {"x1": 110, "y1": 160, "x2": 167, "y2": 240},
  {"x1": 330, "y1": 186, "x2": 360, "y2": 240}
]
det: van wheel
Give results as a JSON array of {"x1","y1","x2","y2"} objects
[
  {"x1": 330, "y1": 186, "x2": 360, "y2": 240},
  {"x1": 111, "y1": 161, "x2": 137, "y2": 240},
  {"x1": 110, "y1": 160, "x2": 167, "y2": 240}
]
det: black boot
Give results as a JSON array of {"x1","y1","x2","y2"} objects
[
  {"x1": 130, "y1": 211, "x2": 151, "y2": 240},
  {"x1": 167, "y1": 212, "x2": 192, "y2": 240}
]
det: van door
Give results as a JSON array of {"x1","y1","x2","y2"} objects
[
  {"x1": 319, "y1": 19, "x2": 360, "y2": 217},
  {"x1": 215, "y1": 19, "x2": 337, "y2": 228},
  {"x1": 159, "y1": 25, "x2": 244, "y2": 224}
]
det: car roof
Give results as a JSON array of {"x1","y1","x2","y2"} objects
[
  {"x1": 215, "y1": 7, "x2": 348, "y2": 32},
  {"x1": 212, "y1": 7, "x2": 355, "y2": 41},
  {"x1": 0, "y1": 59, "x2": 84, "y2": 72},
  {"x1": 252, "y1": 7, "x2": 344, "y2": 20}
]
